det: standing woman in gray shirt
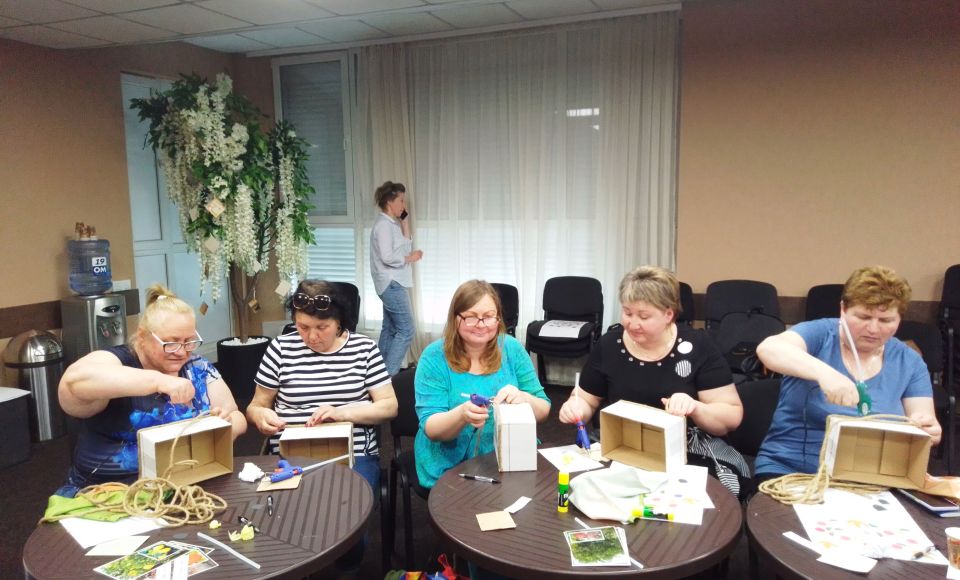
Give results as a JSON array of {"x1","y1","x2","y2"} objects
[{"x1": 370, "y1": 181, "x2": 423, "y2": 375}]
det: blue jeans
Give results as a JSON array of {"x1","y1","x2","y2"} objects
[{"x1": 378, "y1": 281, "x2": 415, "y2": 376}]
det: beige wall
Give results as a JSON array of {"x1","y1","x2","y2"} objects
[
  {"x1": 677, "y1": 0, "x2": 960, "y2": 300},
  {"x1": 0, "y1": 39, "x2": 276, "y2": 336}
]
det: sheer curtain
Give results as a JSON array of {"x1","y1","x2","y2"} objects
[{"x1": 354, "y1": 11, "x2": 679, "y2": 347}]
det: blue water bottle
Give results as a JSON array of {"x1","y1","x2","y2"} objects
[{"x1": 68, "y1": 234, "x2": 112, "y2": 295}]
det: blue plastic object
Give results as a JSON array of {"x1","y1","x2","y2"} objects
[
  {"x1": 470, "y1": 394, "x2": 491, "y2": 407},
  {"x1": 68, "y1": 239, "x2": 112, "y2": 295},
  {"x1": 575, "y1": 420, "x2": 591, "y2": 449},
  {"x1": 270, "y1": 459, "x2": 303, "y2": 483}
]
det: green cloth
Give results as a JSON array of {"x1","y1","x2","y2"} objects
[{"x1": 43, "y1": 490, "x2": 154, "y2": 522}]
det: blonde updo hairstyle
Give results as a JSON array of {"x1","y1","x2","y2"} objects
[
  {"x1": 618, "y1": 266, "x2": 681, "y2": 322},
  {"x1": 442, "y1": 280, "x2": 506, "y2": 374},
  {"x1": 134, "y1": 284, "x2": 195, "y2": 347},
  {"x1": 842, "y1": 266, "x2": 911, "y2": 316}
]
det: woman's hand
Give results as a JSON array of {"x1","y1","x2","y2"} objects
[
  {"x1": 306, "y1": 404, "x2": 343, "y2": 426},
  {"x1": 156, "y1": 375, "x2": 195, "y2": 405},
  {"x1": 661, "y1": 392, "x2": 700, "y2": 416},
  {"x1": 912, "y1": 412, "x2": 943, "y2": 444},
  {"x1": 493, "y1": 385, "x2": 526, "y2": 405},
  {"x1": 559, "y1": 397, "x2": 590, "y2": 424},
  {"x1": 818, "y1": 371, "x2": 860, "y2": 408},
  {"x1": 209, "y1": 406, "x2": 233, "y2": 420},
  {"x1": 250, "y1": 407, "x2": 286, "y2": 436},
  {"x1": 460, "y1": 401, "x2": 489, "y2": 429}
]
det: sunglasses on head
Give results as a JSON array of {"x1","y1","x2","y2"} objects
[{"x1": 292, "y1": 293, "x2": 332, "y2": 311}]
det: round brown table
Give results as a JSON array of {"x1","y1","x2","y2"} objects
[
  {"x1": 428, "y1": 453, "x2": 742, "y2": 578},
  {"x1": 23, "y1": 455, "x2": 373, "y2": 579},
  {"x1": 747, "y1": 491, "x2": 951, "y2": 579}
]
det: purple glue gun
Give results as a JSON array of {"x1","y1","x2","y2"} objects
[{"x1": 575, "y1": 420, "x2": 591, "y2": 450}]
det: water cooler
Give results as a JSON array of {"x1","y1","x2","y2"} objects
[{"x1": 60, "y1": 295, "x2": 128, "y2": 365}]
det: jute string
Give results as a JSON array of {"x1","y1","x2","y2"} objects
[
  {"x1": 40, "y1": 414, "x2": 228, "y2": 526},
  {"x1": 758, "y1": 414, "x2": 914, "y2": 504}
]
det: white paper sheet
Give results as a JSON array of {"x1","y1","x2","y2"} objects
[
  {"x1": 540, "y1": 445, "x2": 605, "y2": 473},
  {"x1": 85, "y1": 535, "x2": 150, "y2": 556},
  {"x1": 504, "y1": 496, "x2": 532, "y2": 514},
  {"x1": 537, "y1": 320, "x2": 587, "y2": 338},
  {"x1": 60, "y1": 516, "x2": 164, "y2": 549}
]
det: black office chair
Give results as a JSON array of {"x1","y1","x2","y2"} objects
[
  {"x1": 281, "y1": 280, "x2": 361, "y2": 335},
  {"x1": 703, "y1": 280, "x2": 780, "y2": 329},
  {"x1": 940, "y1": 264, "x2": 960, "y2": 475},
  {"x1": 710, "y1": 312, "x2": 785, "y2": 384},
  {"x1": 726, "y1": 378, "x2": 781, "y2": 459},
  {"x1": 677, "y1": 282, "x2": 695, "y2": 326},
  {"x1": 896, "y1": 320, "x2": 951, "y2": 474},
  {"x1": 804, "y1": 283, "x2": 844, "y2": 321},
  {"x1": 380, "y1": 368, "x2": 429, "y2": 571},
  {"x1": 525, "y1": 276, "x2": 603, "y2": 384},
  {"x1": 491, "y1": 282, "x2": 520, "y2": 337}
]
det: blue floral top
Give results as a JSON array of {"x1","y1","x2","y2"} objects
[{"x1": 59, "y1": 345, "x2": 217, "y2": 495}]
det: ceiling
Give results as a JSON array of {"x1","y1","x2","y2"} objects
[{"x1": 0, "y1": 0, "x2": 679, "y2": 57}]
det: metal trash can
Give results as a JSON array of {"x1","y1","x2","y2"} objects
[{"x1": 3, "y1": 330, "x2": 66, "y2": 441}]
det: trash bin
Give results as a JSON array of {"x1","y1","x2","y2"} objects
[{"x1": 3, "y1": 330, "x2": 66, "y2": 441}]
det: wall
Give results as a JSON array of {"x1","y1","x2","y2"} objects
[
  {"x1": 677, "y1": 0, "x2": 959, "y2": 301},
  {"x1": 0, "y1": 39, "x2": 275, "y2": 343}
]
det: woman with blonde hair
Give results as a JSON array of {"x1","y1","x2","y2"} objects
[
  {"x1": 56, "y1": 284, "x2": 245, "y2": 497},
  {"x1": 415, "y1": 280, "x2": 551, "y2": 489},
  {"x1": 754, "y1": 266, "x2": 940, "y2": 480}
]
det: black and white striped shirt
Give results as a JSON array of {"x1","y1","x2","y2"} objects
[{"x1": 255, "y1": 331, "x2": 390, "y2": 455}]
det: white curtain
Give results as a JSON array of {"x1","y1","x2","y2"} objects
[{"x1": 355, "y1": 11, "x2": 679, "y2": 345}]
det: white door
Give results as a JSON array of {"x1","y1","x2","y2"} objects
[{"x1": 121, "y1": 74, "x2": 232, "y2": 358}]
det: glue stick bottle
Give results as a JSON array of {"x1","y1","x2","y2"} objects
[{"x1": 557, "y1": 472, "x2": 570, "y2": 513}]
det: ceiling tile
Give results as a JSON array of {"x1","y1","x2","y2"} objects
[
  {"x1": 0, "y1": 24, "x2": 105, "y2": 48},
  {"x1": 186, "y1": 33, "x2": 272, "y2": 52},
  {"x1": 197, "y1": 0, "x2": 334, "y2": 26},
  {"x1": 296, "y1": 19, "x2": 387, "y2": 43},
  {"x1": 63, "y1": 0, "x2": 178, "y2": 14},
  {"x1": 0, "y1": 0, "x2": 99, "y2": 24},
  {"x1": 432, "y1": 4, "x2": 523, "y2": 29},
  {"x1": 361, "y1": 12, "x2": 452, "y2": 36},
  {"x1": 306, "y1": 0, "x2": 425, "y2": 17},
  {"x1": 592, "y1": 0, "x2": 671, "y2": 9},
  {"x1": 505, "y1": 0, "x2": 596, "y2": 20},
  {"x1": 240, "y1": 27, "x2": 327, "y2": 47},
  {"x1": 49, "y1": 15, "x2": 177, "y2": 43},
  {"x1": 123, "y1": 3, "x2": 250, "y2": 34},
  {"x1": 0, "y1": 16, "x2": 28, "y2": 28}
]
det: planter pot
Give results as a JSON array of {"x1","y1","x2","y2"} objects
[{"x1": 216, "y1": 336, "x2": 270, "y2": 409}]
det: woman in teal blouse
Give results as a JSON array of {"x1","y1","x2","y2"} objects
[{"x1": 414, "y1": 280, "x2": 551, "y2": 488}]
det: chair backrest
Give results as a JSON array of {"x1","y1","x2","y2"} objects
[
  {"x1": 703, "y1": 279, "x2": 780, "y2": 328},
  {"x1": 726, "y1": 378, "x2": 781, "y2": 457},
  {"x1": 329, "y1": 281, "x2": 361, "y2": 332},
  {"x1": 804, "y1": 283, "x2": 843, "y2": 321},
  {"x1": 942, "y1": 264, "x2": 960, "y2": 319},
  {"x1": 710, "y1": 311, "x2": 785, "y2": 381},
  {"x1": 677, "y1": 281, "x2": 695, "y2": 326},
  {"x1": 490, "y1": 282, "x2": 519, "y2": 337},
  {"x1": 389, "y1": 368, "x2": 419, "y2": 455},
  {"x1": 896, "y1": 320, "x2": 944, "y2": 375},
  {"x1": 542, "y1": 276, "x2": 603, "y2": 323}
]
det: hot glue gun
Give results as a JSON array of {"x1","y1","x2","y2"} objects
[{"x1": 270, "y1": 459, "x2": 303, "y2": 483}]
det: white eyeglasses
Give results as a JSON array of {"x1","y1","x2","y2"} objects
[{"x1": 152, "y1": 331, "x2": 203, "y2": 353}]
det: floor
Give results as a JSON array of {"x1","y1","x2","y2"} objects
[{"x1": 3, "y1": 384, "x2": 955, "y2": 579}]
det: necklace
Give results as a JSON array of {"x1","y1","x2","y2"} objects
[{"x1": 624, "y1": 324, "x2": 677, "y2": 362}]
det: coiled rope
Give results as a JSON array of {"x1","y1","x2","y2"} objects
[
  {"x1": 40, "y1": 414, "x2": 228, "y2": 526},
  {"x1": 758, "y1": 414, "x2": 915, "y2": 504}
]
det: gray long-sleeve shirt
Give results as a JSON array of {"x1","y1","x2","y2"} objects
[{"x1": 370, "y1": 212, "x2": 413, "y2": 294}]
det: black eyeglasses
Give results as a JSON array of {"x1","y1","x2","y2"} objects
[
  {"x1": 292, "y1": 293, "x2": 332, "y2": 311},
  {"x1": 458, "y1": 314, "x2": 500, "y2": 328}
]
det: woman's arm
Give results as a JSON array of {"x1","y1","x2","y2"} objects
[
  {"x1": 423, "y1": 401, "x2": 488, "y2": 441},
  {"x1": 59, "y1": 350, "x2": 195, "y2": 419},
  {"x1": 903, "y1": 396, "x2": 942, "y2": 445},
  {"x1": 662, "y1": 385, "x2": 743, "y2": 436},
  {"x1": 757, "y1": 330, "x2": 859, "y2": 407},
  {"x1": 206, "y1": 377, "x2": 247, "y2": 439},
  {"x1": 307, "y1": 383, "x2": 399, "y2": 426},
  {"x1": 245, "y1": 386, "x2": 285, "y2": 436}
]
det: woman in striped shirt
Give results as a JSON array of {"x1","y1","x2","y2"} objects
[{"x1": 247, "y1": 279, "x2": 398, "y2": 492}]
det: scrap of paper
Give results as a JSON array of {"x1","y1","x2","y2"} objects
[
  {"x1": 85, "y1": 535, "x2": 150, "y2": 556},
  {"x1": 539, "y1": 444, "x2": 604, "y2": 473},
  {"x1": 504, "y1": 496, "x2": 532, "y2": 514},
  {"x1": 60, "y1": 516, "x2": 164, "y2": 549},
  {"x1": 477, "y1": 511, "x2": 516, "y2": 531}
]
